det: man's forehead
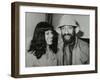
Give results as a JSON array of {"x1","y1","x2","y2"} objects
[{"x1": 59, "y1": 25, "x2": 74, "y2": 29}]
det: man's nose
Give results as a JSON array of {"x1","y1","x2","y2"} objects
[{"x1": 64, "y1": 29, "x2": 69, "y2": 34}]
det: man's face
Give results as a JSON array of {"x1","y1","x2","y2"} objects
[{"x1": 60, "y1": 25, "x2": 76, "y2": 43}]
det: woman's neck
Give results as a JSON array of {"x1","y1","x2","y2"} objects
[
  {"x1": 46, "y1": 45, "x2": 50, "y2": 50},
  {"x1": 46, "y1": 45, "x2": 53, "y2": 53}
]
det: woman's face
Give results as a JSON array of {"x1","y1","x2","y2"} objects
[{"x1": 45, "y1": 30, "x2": 53, "y2": 45}]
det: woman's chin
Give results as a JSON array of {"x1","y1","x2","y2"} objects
[{"x1": 47, "y1": 42, "x2": 52, "y2": 45}]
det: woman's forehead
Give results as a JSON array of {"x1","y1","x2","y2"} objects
[{"x1": 45, "y1": 30, "x2": 52, "y2": 32}]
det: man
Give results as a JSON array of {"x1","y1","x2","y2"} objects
[{"x1": 56, "y1": 15, "x2": 89, "y2": 65}]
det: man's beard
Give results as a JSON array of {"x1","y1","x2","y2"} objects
[{"x1": 62, "y1": 33, "x2": 76, "y2": 45}]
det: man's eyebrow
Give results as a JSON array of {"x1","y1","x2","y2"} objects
[{"x1": 59, "y1": 25, "x2": 66, "y2": 29}]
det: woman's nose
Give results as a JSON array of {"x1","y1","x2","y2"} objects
[{"x1": 50, "y1": 33, "x2": 53, "y2": 38}]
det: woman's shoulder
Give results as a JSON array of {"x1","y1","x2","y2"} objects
[
  {"x1": 27, "y1": 51, "x2": 40, "y2": 66},
  {"x1": 27, "y1": 51, "x2": 36, "y2": 58}
]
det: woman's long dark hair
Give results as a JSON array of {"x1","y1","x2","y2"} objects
[{"x1": 28, "y1": 22, "x2": 58, "y2": 59}]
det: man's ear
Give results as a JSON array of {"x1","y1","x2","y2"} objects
[
  {"x1": 75, "y1": 20, "x2": 80, "y2": 34},
  {"x1": 75, "y1": 27, "x2": 80, "y2": 34}
]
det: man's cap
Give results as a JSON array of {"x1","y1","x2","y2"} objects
[
  {"x1": 55, "y1": 15, "x2": 79, "y2": 34},
  {"x1": 57, "y1": 15, "x2": 77, "y2": 28}
]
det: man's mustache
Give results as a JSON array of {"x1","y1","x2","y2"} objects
[{"x1": 63, "y1": 34, "x2": 72, "y2": 37}]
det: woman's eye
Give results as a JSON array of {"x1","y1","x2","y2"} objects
[
  {"x1": 46, "y1": 31, "x2": 50, "y2": 35},
  {"x1": 46, "y1": 31, "x2": 53, "y2": 35},
  {"x1": 46, "y1": 32, "x2": 49, "y2": 35}
]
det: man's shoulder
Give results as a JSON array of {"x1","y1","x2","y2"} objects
[{"x1": 78, "y1": 38, "x2": 89, "y2": 47}]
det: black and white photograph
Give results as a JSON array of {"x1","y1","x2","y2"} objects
[
  {"x1": 11, "y1": 2, "x2": 97, "y2": 78},
  {"x1": 25, "y1": 13, "x2": 90, "y2": 67}
]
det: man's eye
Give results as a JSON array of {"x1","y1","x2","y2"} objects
[
  {"x1": 62, "y1": 27, "x2": 65, "y2": 29},
  {"x1": 61, "y1": 28, "x2": 65, "y2": 31},
  {"x1": 69, "y1": 26, "x2": 73, "y2": 29}
]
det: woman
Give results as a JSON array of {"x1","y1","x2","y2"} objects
[{"x1": 28, "y1": 22, "x2": 58, "y2": 66}]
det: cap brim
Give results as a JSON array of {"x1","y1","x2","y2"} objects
[{"x1": 58, "y1": 25, "x2": 77, "y2": 29}]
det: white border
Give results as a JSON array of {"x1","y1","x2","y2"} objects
[{"x1": 19, "y1": 5, "x2": 95, "y2": 74}]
